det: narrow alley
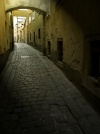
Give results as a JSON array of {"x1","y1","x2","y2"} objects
[{"x1": 0, "y1": 43, "x2": 100, "y2": 134}]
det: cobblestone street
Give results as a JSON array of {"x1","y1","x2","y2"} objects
[{"x1": 0, "y1": 43, "x2": 100, "y2": 134}]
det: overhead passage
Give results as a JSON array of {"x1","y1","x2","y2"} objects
[{"x1": 5, "y1": 0, "x2": 50, "y2": 14}]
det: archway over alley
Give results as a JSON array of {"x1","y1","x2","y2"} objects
[{"x1": 5, "y1": 0, "x2": 50, "y2": 14}]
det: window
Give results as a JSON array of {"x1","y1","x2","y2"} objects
[
  {"x1": 57, "y1": 39, "x2": 63, "y2": 62},
  {"x1": 34, "y1": 32, "x2": 35, "y2": 42},
  {"x1": 38, "y1": 28, "x2": 41, "y2": 39},
  {"x1": 90, "y1": 41, "x2": 100, "y2": 79}
]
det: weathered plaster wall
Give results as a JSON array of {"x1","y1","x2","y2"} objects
[
  {"x1": 45, "y1": 0, "x2": 100, "y2": 97},
  {"x1": 0, "y1": 0, "x2": 11, "y2": 72},
  {"x1": 45, "y1": 0, "x2": 84, "y2": 73},
  {"x1": 0, "y1": 1, "x2": 11, "y2": 53},
  {"x1": 0, "y1": 1, "x2": 6, "y2": 54},
  {"x1": 46, "y1": 0, "x2": 100, "y2": 69}
]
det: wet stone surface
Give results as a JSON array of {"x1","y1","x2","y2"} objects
[{"x1": 0, "y1": 43, "x2": 100, "y2": 134}]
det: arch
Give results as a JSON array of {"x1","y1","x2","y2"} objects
[
  {"x1": 5, "y1": 0, "x2": 50, "y2": 14},
  {"x1": 6, "y1": 6, "x2": 45, "y2": 14}
]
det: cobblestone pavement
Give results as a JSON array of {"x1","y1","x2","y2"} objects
[{"x1": 0, "y1": 43, "x2": 100, "y2": 134}]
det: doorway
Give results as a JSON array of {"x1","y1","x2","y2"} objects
[
  {"x1": 90, "y1": 40, "x2": 100, "y2": 79},
  {"x1": 48, "y1": 41, "x2": 51, "y2": 56},
  {"x1": 34, "y1": 32, "x2": 35, "y2": 46},
  {"x1": 57, "y1": 39, "x2": 63, "y2": 62}
]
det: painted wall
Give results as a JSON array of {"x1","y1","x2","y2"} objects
[
  {"x1": 45, "y1": 0, "x2": 100, "y2": 97},
  {"x1": 45, "y1": 0, "x2": 84, "y2": 73},
  {"x1": 0, "y1": 0, "x2": 11, "y2": 72},
  {"x1": 27, "y1": 11, "x2": 43, "y2": 52}
]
